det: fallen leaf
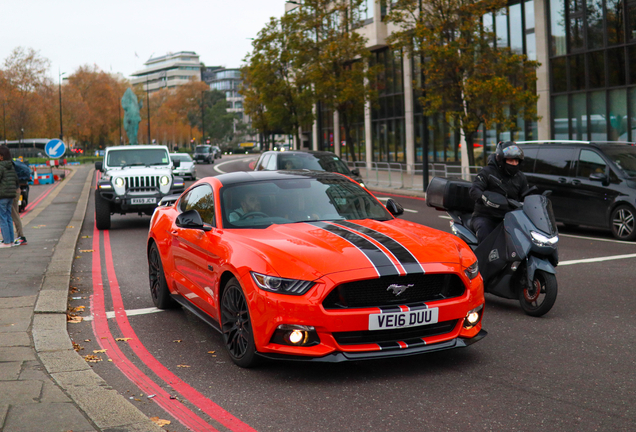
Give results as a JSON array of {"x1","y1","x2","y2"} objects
[
  {"x1": 81, "y1": 235, "x2": 92, "y2": 239},
  {"x1": 173, "y1": 340, "x2": 182, "y2": 343},
  {"x1": 75, "y1": 305, "x2": 86, "y2": 311},
  {"x1": 67, "y1": 315, "x2": 82, "y2": 323},
  {"x1": 83, "y1": 355, "x2": 102, "y2": 363},
  {"x1": 108, "y1": 359, "x2": 113, "y2": 362},
  {"x1": 84, "y1": 339, "x2": 91, "y2": 342},
  {"x1": 69, "y1": 286, "x2": 78, "y2": 293},
  {"x1": 100, "y1": 337, "x2": 108, "y2": 339},
  {"x1": 93, "y1": 349, "x2": 107, "y2": 353},
  {"x1": 150, "y1": 417, "x2": 171, "y2": 427},
  {"x1": 116, "y1": 337, "x2": 132, "y2": 342},
  {"x1": 177, "y1": 364, "x2": 190, "y2": 368},
  {"x1": 72, "y1": 342, "x2": 83, "y2": 352},
  {"x1": 79, "y1": 249, "x2": 94, "y2": 253},
  {"x1": 75, "y1": 256, "x2": 81, "y2": 259},
  {"x1": 67, "y1": 225, "x2": 75, "y2": 229},
  {"x1": 207, "y1": 351, "x2": 215, "y2": 354}
]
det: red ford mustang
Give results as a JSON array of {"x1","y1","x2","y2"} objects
[{"x1": 147, "y1": 171, "x2": 486, "y2": 367}]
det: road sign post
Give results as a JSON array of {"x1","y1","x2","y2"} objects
[{"x1": 45, "y1": 139, "x2": 66, "y2": 178}]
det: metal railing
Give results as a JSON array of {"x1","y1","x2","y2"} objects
[{"x1": 345, "y1": 160, "x2": 482, "y2": 191}]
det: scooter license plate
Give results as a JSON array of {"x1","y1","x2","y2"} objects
[
  {"x1": 368, "y1": 308, "x2": 439, "y2": 331},
  {"x1": 131, "y1": 198, "x2": 156, "y2": 205}
]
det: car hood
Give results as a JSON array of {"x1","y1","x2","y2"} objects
[
  {"x1": 174, "y1": 161, "x2": 194, "y2": 169},
  {"x1": 228, "y1": 218, "x2": 462, "y2": 281}
]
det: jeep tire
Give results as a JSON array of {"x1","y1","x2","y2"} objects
[{"x1": 95, "y1": 191, "x2": 111, "y2": 230}]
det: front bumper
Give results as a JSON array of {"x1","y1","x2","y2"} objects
[{"x1": 240, "y1": 265, "x2": 486, "y2": 361}]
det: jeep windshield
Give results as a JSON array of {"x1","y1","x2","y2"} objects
[
  {"x1": 106, "y1": 149, "x2": 170, "y2": 167},
  {"x1": 602, "y1": 146, "x2": 636, "y2": 177}
]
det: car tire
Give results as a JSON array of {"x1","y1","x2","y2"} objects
[
  {"x1": 519, "y1": 270, "x2": 557, "y2": 317},
  {"x1": 94, "y1": 191, "x2": 111, "y2": 230},
  {"x1": 148, "y1": 242, "x2": 179, "y2": 309},
  {"x1": 220, "y1": 278, "x2": 260, "y2": 368},
  {"x1": 610, "y1": 205, "x2": 636, "y2": 241}
]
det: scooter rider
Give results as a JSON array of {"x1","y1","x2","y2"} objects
[{"x1": 469, "y1": 141, "x2": 529, "y2": 243}]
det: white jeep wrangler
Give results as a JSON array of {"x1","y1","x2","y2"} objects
[{"x1": 94, "y1": 145, "x2": 185, "y2": 230}]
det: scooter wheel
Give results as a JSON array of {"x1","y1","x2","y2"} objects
[{"x1": 519, "y1": 270, "x2": 557, "y2": 317}]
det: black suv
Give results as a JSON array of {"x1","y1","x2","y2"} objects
[
  {"x1": 517, "y1": 140, "x2": 636, "y2": 240},
  {"x1": 253, "y1": 150, "x2": 364, "y2": 186},
  {"x1": 193, "y1": 145, "x2": 214, "y2": 164}
]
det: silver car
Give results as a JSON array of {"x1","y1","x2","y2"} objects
[{"x1": 170, "y1": 153, "x2": 196, "y2": 180}]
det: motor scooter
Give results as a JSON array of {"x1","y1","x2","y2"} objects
[{"x1": 426, "y1": 177, "x2": 559, "y2": 317}]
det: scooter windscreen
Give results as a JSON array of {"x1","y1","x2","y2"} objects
[{"x1": 523, "y1": 195, "x2": 557, "y2": 236}]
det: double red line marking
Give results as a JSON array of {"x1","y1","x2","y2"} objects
[{"x1": 89, "y1": 172, "x2": 255, "y2": 432}]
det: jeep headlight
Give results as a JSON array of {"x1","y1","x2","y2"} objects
[
  {"x1": 114, "y1": 177, "x2": 125, "y2": 187},
  {"x1": 159, "y1": 176, "x2": 170, "y2": 186}
]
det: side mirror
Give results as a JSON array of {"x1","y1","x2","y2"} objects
[
  {"x1": 94, "y1": 161, "x2": 103, "y2": 171},
  {"x1": 351, "y1": 168, "x2": 360, "y2": 176},
  {"x1": 172, "y1": 159, "x2": 181, "y2": 168},
  {"x1": 589, "y1": 172, "x2": 607, "y2": 182},
  {"x1": 385, "y1": 198, "x2": 404, "y2": 216},
  {"x1": 176, "y1": 210, "x2": 211, "y2": 231}
]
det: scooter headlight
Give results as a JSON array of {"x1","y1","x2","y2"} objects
[{"x1": 530, "y1": 231, "x2": 558, "y2": 247}]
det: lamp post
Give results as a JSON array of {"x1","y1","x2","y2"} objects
[
  {"x1": 201, "y1": 90, "x2": 207, "y2": 144},
  {"x1": 59, "y1": 70, "x2": 66, "y2": 141},
  {"x1": 146, "y1": 75, "x2": 151, "y2": 143}
]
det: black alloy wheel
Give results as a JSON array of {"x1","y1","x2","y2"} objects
[
  {"x1": 518, "y1": 270, "x2": 557, "y2": 317},
  {"x1": 221, "y1": 278, "x2": 259, "y2": 368},
  {"x1": 148, "y1": 243, "x2": 178, "y2": 309},
  {"x1": 610, "y1": 205, "x2": 636, "y2": 241}
]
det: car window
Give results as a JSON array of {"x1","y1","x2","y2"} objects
[
  {"x1": 179, "y1": 184, "x2": 215, "y2": 225},
  {"x1": 601, "y1": 146, "x2": 636, "y2": 177},
  {"x1": 265, "y1": 154, "x2": 277, "y2": 170},
  {"x1": 256, "y1": 154, "x2": 270, "y2": 171},
  {"x1": 221, "y1": 178, "x2": 391, "y2": 228},
  {"x1": 577, "y1": 150, "x2": 606, "y2": 178},
  {"x1": 521, "y1": 147, "x2": 539, "y2": 173},
  {"x1": 534, "y1": 148, "x2": 577, "y2": 176}
]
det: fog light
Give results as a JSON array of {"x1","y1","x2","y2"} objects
[
  {"x1": 463, "y1": 304, "x2": 484, "y2": 329},
  {"x1": 289, "y1": 329, "x2": 304, "y2": 344},
  {"x1": 270, "y1": 324, "x2": 320, "y2": 347}
]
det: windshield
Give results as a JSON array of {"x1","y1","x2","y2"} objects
[
  {"x1": 277, "y1": 153, "x2": 351, "y2": 174},
  {"x1": 221, "y1": 177, "x2": 391, "y2": 228},
  {"x1": 195, "y1": 146, "x2": 210, "y2": 153},
  {"x1": 106, "y1": 149, "x2": 170, "y2": 167},
  {"x1": 602, "y1": 146, "x2": 636, "y2": 177},
  {"x1": 170, "y1": 154, "x2": 192, "y2": 162}
]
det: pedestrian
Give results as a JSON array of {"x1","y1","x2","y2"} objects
[
  {"x1": 11, "y1": 159, "x2": 31, "y2": 245},
  {"x1": 0, "y1": 145, "x2": 18, "y2": 248}
]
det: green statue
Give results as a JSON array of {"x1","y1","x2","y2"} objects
[{"x1": 121, "y1": 88, "x2": 143, "y2": 145}]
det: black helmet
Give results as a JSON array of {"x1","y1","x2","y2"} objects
[{"x1": 495, "y1": 141, "x2": 524, "y2": 163}]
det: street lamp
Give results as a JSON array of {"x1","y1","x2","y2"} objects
[
  {"x1": 59, "y1": 70, "x2": 66, "y2": 141},
  {"x1": 146, "y1": 75, "x2": 151, "y2": 143}
]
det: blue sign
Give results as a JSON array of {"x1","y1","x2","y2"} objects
[{"x1": 45, "y1": 139, "x2": 66, "y2": 159}]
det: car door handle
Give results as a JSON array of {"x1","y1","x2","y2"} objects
[
  {"x1": 557, "y1": 177, "x2": 567, "y2": 184},
  {"x1": 571, "y1": 179, "x2": 581, "y2": 186}
]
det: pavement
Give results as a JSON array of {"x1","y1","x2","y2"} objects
[
  {"x1": 0, "y1": 164, "x2": 423, "y2": 432},
  {"x1": 0, "y1": 164, "x2": 161, "y2": 432}
]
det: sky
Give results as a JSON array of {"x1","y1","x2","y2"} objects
[{"x1": 1, "y1": 0, "x2": 286, "y2": 81}]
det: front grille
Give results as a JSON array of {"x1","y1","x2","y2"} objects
[
  {"x1": 333, "y1": 320, "x2": 458, "y2": 345},
  {"x1": 323, "y1": 273, "x2": 465, "y2": 309},
  {"x1": 123, "y1": 176, "x2": 161, "y2": 192}
]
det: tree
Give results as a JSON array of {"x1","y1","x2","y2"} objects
[
  {"x1": 387, "y1": 0, "x2": 539, "y2": 173},
  {"x1": 299, "y1": 0, "x2": 380, "y2": 162},
  {"x1": 241, "y1": 15, "x2": 315, "y2": 148}
]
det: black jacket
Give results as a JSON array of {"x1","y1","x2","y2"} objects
[
  {"x1": 469, "y1": 155, "x2": 529, "y2": 220},
  {"x1": 0, "y1": 160, "x2": 18, "y2": 199}
]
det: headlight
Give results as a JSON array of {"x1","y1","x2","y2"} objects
[
  {"x1": 159, "y1": 176, "x2": 170, "y2": 186},
  {"x1": 98, "y1": 183, "x2": 112, "y2": 189},
  {"x1": 251, "y1": 272, "x2": 315, "y2": 295},
  {"x1": 464, "y1": 260, "x2": 479, "y2": 280},
  {"x1": 114, "y1": 177, "x2": 125, "y2": 187},
  {"x1": 531, "y1": 230, "x2": 558, "y2": 247},
  {"x1": 173, "y1": 177, "x2": 184, "y2": 187}
]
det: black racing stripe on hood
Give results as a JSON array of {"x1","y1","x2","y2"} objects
[
  {"x1": 338, "y1": 221, "x2": 424, "y2": 274},
  {"x1": 308, "y1": 222, "x2": 398, "y2": 276}
]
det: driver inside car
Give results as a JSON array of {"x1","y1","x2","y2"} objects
[{"x1": 229, "y1": 191, "x2": 263, "y2": 222}]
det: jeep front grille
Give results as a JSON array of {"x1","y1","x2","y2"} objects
[{"x1": 124, "y1": 176, "x2": 162, "y2": 192}]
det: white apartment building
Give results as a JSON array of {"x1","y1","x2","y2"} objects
[{"x1": 131, "y1": 51, "x2": 201, "y2": 93}]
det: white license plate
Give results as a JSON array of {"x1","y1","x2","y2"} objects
[
  {"x1": 131, "y1": 197, "x2": 156, "y2": 205},
  {"x1": 368, "y1": 308, "x2": 439, "y2": 331}
]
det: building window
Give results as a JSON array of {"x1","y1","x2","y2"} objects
[{"x1": 551, "y1": 0, "x2": 567, "y2": 56}]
